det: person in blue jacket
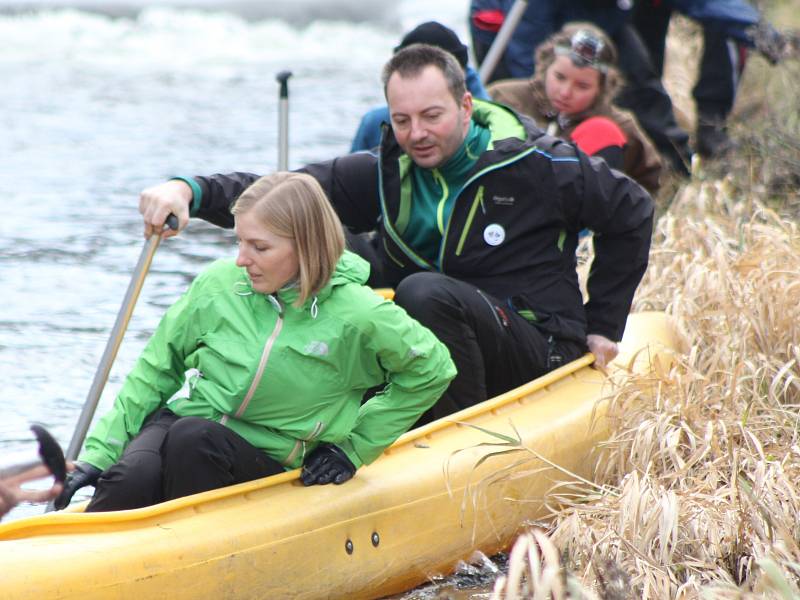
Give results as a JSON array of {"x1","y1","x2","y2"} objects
[{"x1": 350, "y1": 21, "x2": 490, "y2": 153}]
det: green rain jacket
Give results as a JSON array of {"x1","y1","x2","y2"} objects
[{"x1": 80, "y1": 251, "x2": 456, "y2": 471}]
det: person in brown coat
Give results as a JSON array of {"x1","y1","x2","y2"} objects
[{"x1": 488, "y1": 23, "x2": 663, "y2": 194}]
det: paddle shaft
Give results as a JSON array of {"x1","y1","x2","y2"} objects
[
  {"x1": 276, "y1": 70, "x2": 292, "y2": 171},
  {"x1": 478, "y1": 0, "x2": 529, "y2": 84},
  {"x1": 63, "y1": 232, "x2": 165, "y2": 464},
  {"x1": 0, "y1": 460, "x2": 43, "y2": 481}
]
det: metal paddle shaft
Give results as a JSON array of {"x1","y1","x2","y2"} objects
[
  {"x1": 276, "y1": 70, "x2": 292, "y2": 171},
  {"x1": 478, "y1": 0, "x2": 529, "y2": 84},
  {"x1": 63, "y1": 215, "x2": 178, "y2": 464}
]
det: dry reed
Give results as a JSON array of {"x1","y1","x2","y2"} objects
[{"x1": 490, "y1": 174, "x2": 800, "y2": 599}]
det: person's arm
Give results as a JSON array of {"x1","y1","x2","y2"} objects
[
  {"x1": 582, "y1": 159, "x2": 653, "y2": 344},
  {"x1": 335, "y1": 295, "x2": 457, "y2": 469},
  {"x1": 0, "y1": 465, "x2": 63, "y2": 519},
  {"x1": 570, "y1": 116, "x2": 627, "y2": 172},
  {"x1": 554, "y1": 141, "x2": 654, "y2": 345},
  {"x1": 140, "y1": 152, "x2": 381, "y2": 236},
  {"x1": 465, "y1": 66, "x2": 491, "y2": 100},
  {"x1": 78, "y1": 269, "x2": 209, "y2": 471},
  {"x1": 350, "y1": 107, "x2": 388, "y2": 153},
  {"x1": 138, "y1": 172, "x2": 261, "y2": 237}
]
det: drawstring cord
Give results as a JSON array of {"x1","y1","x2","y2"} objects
[
  {"x1": 234, "y1": 281, "x2": 253, "y2": 296},
  {"x1": 310, "y1": 296, "x2": 319, "y2": 319}
]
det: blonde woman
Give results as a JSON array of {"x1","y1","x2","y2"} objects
[
  {"x1": 56, "y1": 172, "x2": 455, "y2": 512},
  {"x1": 489, "y1": 23, "x2": 663, "y2": 193}
]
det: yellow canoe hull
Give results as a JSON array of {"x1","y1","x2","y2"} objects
[{"x1": 0, "y1": 312, "x2": 677, "y2": 600}]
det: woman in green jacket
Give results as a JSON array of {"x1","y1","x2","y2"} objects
[{"x1": 55, "y1": 172, "x2": 456, "y2": 512}]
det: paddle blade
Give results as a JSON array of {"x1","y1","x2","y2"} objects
[{"x1": 31, "y1": 425, "x2": 67, "y2": 483}]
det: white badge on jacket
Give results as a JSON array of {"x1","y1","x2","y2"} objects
[{"x1": 483, "y1": 223, "x2": 505, "y2": 246}]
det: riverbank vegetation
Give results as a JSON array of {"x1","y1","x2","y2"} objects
[{"x1": 488, "y1": 3, "x2": 800, "y2": 598}]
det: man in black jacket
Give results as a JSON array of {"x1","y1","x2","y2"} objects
[{"x1": 139, "y1": 44, "x2": 654, "y2": 422}]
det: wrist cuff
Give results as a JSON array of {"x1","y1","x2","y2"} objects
[{"x1": 170, "y1": 176, "x2": 202, "y2": 216}]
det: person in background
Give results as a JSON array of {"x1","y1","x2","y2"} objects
[
  {"x1": 632, "y1": 0, "x2": 789, "y2": 158},
  {"x1": 136, "y1": 44, "x2": 654, "y2": 425},
  {"x1": 489, "y1": 23, "x2": 662, "y2": 194},
  {"x1": 0, "y1": 465, "x2": 63, "y2": 520},
  {"x1": 350, "y1": 21, "x2": 490, "y2": 153},
  {"x1": 469, "y1": 0, "x2": 789, "y2": 167},
  {"x1": 469, "y1": 0, "x2": 693, "y2": 173},
  {"x1": 54, "y1": 172, "x2": 455, "y2": 511}
]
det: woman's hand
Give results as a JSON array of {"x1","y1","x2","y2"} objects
[
  {"x1": 300, "y1": 444, "x2": 356, "y2": 486},
  {"x1": 53, "y1": 462, "x2": 102, "y2": 510}
]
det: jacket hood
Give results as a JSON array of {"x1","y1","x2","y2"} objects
[{"x1": 275, "y1": 250, "x2": 370, "y2": 308}]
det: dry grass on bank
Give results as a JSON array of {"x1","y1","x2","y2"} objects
[
  {"x1": 488, "y1": 7, "x2": 800, "y2": 594},
  {"x1": 491, "y1": 173, "x2": 800, "y2": 600}
]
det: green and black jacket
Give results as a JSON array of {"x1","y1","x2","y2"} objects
[{"x1": 188, "y1": 100, "x2": 654, "y2": 344}]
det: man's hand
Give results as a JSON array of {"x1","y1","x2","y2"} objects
[
  {"x1": 586, "y1": 333, "x2": 619, "y2": 369},
  {"x1": 0, "y1": 464, "x2": 64, "y2": 520},
  {"x1": 139, "y1": 179, "x2": 193, "y2": 239}
]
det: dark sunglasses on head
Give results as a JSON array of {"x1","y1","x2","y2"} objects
[{"x1": 554, "y1": 30, "x2": 609, "y2": 73}]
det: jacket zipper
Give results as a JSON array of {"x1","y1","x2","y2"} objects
[
  {"x1": 381, "y1": 143, "x2": 540, "y2": 273},
  {"x1": 438, "y1": 146, "x2": 540, "y2": 271},
  {"x1": 455, "y1": 186, "x2": 485, "y2": 256},
  {"x1": 283, "y1": 420, "x2": 326, "y2": 466},
  {"x1": 221, "y1": 295, "x2": 284, "y2": 425}
]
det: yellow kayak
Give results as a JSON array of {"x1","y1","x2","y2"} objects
[{"x1": 0, "y1": 311, "x2": 677, "y2": 600}]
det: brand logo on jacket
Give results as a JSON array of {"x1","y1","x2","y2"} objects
[
  {"x1": 492, "y1": 195, "x2": 515, "y2": 206},
  {"x1": 304, "y1": 341, "x2": 329, "y2": 356},
  {"x1": 483, "y1": 224, "x2": 506, "y2": 246}
]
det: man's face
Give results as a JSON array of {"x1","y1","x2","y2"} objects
[{"x1": 386, "y1": 65, "x2": 473, "y2": 169}]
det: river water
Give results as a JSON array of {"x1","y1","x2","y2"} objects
[{"x1": 0, "y1": 0, "x2": 467, "y2": 511}]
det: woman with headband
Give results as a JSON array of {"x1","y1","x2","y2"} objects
[{"x1": 488, "y1": 23, "x2": 663, "y2": 194}]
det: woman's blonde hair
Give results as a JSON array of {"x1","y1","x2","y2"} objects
[
  {"x1": 231, "y1": 172, "x2": 345, "y2": 306},
  {"x1": 533, "y1": 22, "x2": 622, "y2": 112}
]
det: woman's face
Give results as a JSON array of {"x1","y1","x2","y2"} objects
[
  {"x1": 544, "y1": 55, "x2": 602, "y2": 116},
  {"x1": 234, "y1": 210, "x2": 299, "y2": 295}
]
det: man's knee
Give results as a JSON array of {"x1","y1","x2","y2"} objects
[{"x1": 394, "y1": 272, "x2": 458, "y2": 322}]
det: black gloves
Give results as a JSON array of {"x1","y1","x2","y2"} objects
[
  {"x1": 54, "y1": 462, "x2": 102, "y2": 510},
  {"x1": 300, "y1": 444, "x2": 356, "y2": 486}
]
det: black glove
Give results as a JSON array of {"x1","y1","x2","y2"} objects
[
  {"x1": 300, "y1": 444, "x2": 356, "y2": 486},
  {"x1": 54, "y1": 462, "x2": 102, "y2": 510}
]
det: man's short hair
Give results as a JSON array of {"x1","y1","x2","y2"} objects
[{"x1": 382, "y1": 43, "x2": 467, "y2": 104}]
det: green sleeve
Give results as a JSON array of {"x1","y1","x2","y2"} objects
[
  {"x1": 338, "y1": 298, "x2": 456, "y2": 468},
  {"x1": 78, "y1": 278, "x2": 205, "y2": 470},
  {"x1": 170, "y1": 176, "x2": 203, "y2": 216}
]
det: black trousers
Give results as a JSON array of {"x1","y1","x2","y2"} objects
[
  {"x1": 86, "y1": 409, "x2": 285, "y2": 512},
  {"x1": 393, "y1": 272, "x2": 584, "y2": 425},
  {"x1": 633, "y1": 4, "x2": 747, "y2": 123},
  {"x1": 612, "y1": 23, "x2": 693, "y2": 174}
]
